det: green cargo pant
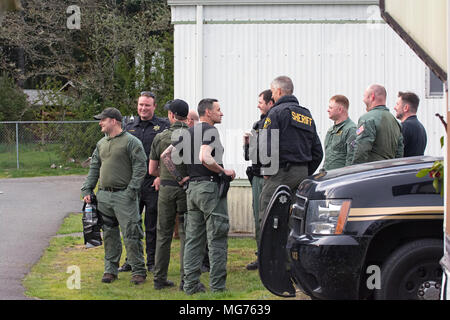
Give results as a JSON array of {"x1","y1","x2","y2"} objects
[
  {"x1": 154, "y1": 184, "x2": 186, "y2": 283},
  {"x1": 258, "y1": 165, "x2": 308, "y2": 235},
  {"x1": 184, "y1": 181, "x2": 229, "y2": 294},
  {"x1": 251, "y1": 176, "x2": 264, "y2": 244},
  {"x1": 97, "y1": 189, "x2": 146, "y2": 277}
]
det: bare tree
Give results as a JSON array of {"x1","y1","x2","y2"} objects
[{"x1": 0, "y1": 0, "x2": 173, "y2": 117}]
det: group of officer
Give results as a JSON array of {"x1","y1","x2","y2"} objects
[
  {"x1": 81, "y1": 92, "x2": 234, "y2": 294},
  {"x1": 243, "y1": 81, "x2": 427, "y2": 270},
  {"x1": 81, "y1": 75, "x2": 427, "y2": 293},
  {"x1": 322, "y1": 84, "x2": 426, "y2": 172}
]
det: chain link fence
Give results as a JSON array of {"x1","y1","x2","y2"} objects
[{"x1": 0, "y1": 121, "x2": 104, "y2": 170}]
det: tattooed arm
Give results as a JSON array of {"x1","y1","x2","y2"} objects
[{"x1": 161, "y1": 145, "x2": 189, "y2": 185}]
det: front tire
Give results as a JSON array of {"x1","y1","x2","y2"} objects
[{"x1": 374, "y1": 238, "x2": 443, "y2": 300}]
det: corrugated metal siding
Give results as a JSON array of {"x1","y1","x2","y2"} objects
[
  {"x1": 227, "y1": 186, "x2": 254, "y2": 234},
  {"x1": 171, "y1": 5, "x2": 196, "y2": 22},
  {"x1": 173, "y1": 24, "x2": 197, "y2": 106},
  {"x1": 168, "y1": 0, "x2": 379, "y2": 6},
  {"x1": 203, "y1": 4, "x2": 380, "y2": 21},
  {"x1": 171, "y1": 3, "x2": 446, "y2": 232},
  {"x1": 171, "y1": 4, "x2": 382, "y2": 22}
]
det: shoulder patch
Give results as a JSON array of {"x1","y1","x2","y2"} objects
[
  {"x1": 263, "y1": 117, "x2": 271, "y2": 129},
  {"x1": 356, "y1": 125, "x2": 364, "y2": 135}
]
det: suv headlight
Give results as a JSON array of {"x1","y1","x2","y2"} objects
[{"x1": 305, "y1": 199, "x2": 351, "y2": 235}]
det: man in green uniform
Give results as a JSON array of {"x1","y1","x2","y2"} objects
[
  {"x1": 161, "y1": 98, "x2": 236, "y2": 294},
  {"x1": 81, "y1": 107, "x2": 148, "y2": 285},
  {"x1": 149, "y1": 99, "x2": 190, "y2": 290},
  {"x1": 323, "y1": 95, "x2": 356, "y2": 170},
  {"x1": 351, "y1": 84, "x2": 404, "y2": 164}
]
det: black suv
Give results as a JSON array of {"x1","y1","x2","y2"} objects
[{"x1": 259, "y1": 156, "x2": 444, "y2": 300}]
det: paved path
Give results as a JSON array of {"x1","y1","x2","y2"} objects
[{"x1": 0, "y1": 175, "x2": 86, "y2": 300}]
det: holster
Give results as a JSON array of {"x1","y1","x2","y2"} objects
[
  {"x1": 218, "y1": 173, "x2": 232, "y2": 199},
  {"x1": 246, "y1": 166, "x2": 254, "y2": 185}
]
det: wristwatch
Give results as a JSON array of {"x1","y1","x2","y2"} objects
[{"x1": 176, "y1": 176, "x2": 183, "y2": 182}]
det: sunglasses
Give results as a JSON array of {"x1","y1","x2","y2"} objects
[{"x1": 140, "y1": 91, "x2": 156, "y2": 98}]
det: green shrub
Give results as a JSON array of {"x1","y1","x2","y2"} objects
[{"x1": 0, "y1": 73, "x2": 29, "y2": 121}]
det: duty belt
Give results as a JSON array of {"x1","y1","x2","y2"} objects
[
  {"x1": 100, "y1": 187, "x2": 126, "y2": 192},
  {"x1": 160, "y1": 180, "x2": 181, "y2": 187},
  {"x1": 279, "y1": 162, "x2": 307, "y2": 171},
  {"x1": 189, "y1": 175, "x2": 220, "y2": 183}
]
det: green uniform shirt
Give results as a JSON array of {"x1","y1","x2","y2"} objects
[
  {"x1": 81, "y1": 131, "x2": 147, "y2": 198},
  {"x1": 351, "y1": 105, "x2": 404, "y2": 165},
  {"x1": 150, "y1": 121, "x2": 189, "y2": 181},
  {"x1": 323, "y1": 118, "x2": 357, "y2": 170}
]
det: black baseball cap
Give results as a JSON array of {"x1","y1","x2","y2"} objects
[
  {"x1": 164, "y1": 99, "x2": 189, "y2": 117},
  {"x1": 93, "y1": 107, "x2": 123, "y2": 121}
]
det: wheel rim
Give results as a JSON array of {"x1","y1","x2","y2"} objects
[{"x1": 398, "y1": 262, "x2": 442, "y2": 300}]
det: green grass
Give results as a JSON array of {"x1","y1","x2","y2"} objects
[
  {"x1": 57, "y1": 213, "x2": 84, "y2": 235},
  {"x1": 23, "y1": 213, "x2": 311, "y2": 300},
  {"x1": 23, "y1": 236, "x2": 276, "y2": 300},
  {"x1": 0, "y1": 143, "x2": 89, "y2": 178},
  {"x1": 0, "y1": 167, "x2": 89, "y2": 178}
]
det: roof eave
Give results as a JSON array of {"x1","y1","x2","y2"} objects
[{"x1": 167, "y1": 0, "x2": 378, "y2": 6}]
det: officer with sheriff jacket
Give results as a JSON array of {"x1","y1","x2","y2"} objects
[{"x1": 259, "y1": 76, "x2": 323, "y2": 227}]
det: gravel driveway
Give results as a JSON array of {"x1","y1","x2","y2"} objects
[{"x1": 0, "y1": 175, "x2": 86, "y2": 300}]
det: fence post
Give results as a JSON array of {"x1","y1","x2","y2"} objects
[{"x1": 15, "y1": 122, "x2": 19, "y2": 169}]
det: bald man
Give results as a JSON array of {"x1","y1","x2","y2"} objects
[
  {"x1": 187, "y1": 109, "x2": 199, "y2": 128},
  {"x1": 351, "y1": 84, "x2": 404, "y2": 164}
]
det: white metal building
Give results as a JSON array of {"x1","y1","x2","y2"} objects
[{"x1": 167, "y1": 0, "x2": 446, "y2": 232}]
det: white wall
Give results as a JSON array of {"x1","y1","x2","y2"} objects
[{"x1": 171, "y1": 3, "x2": 445, "y2": 179}]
